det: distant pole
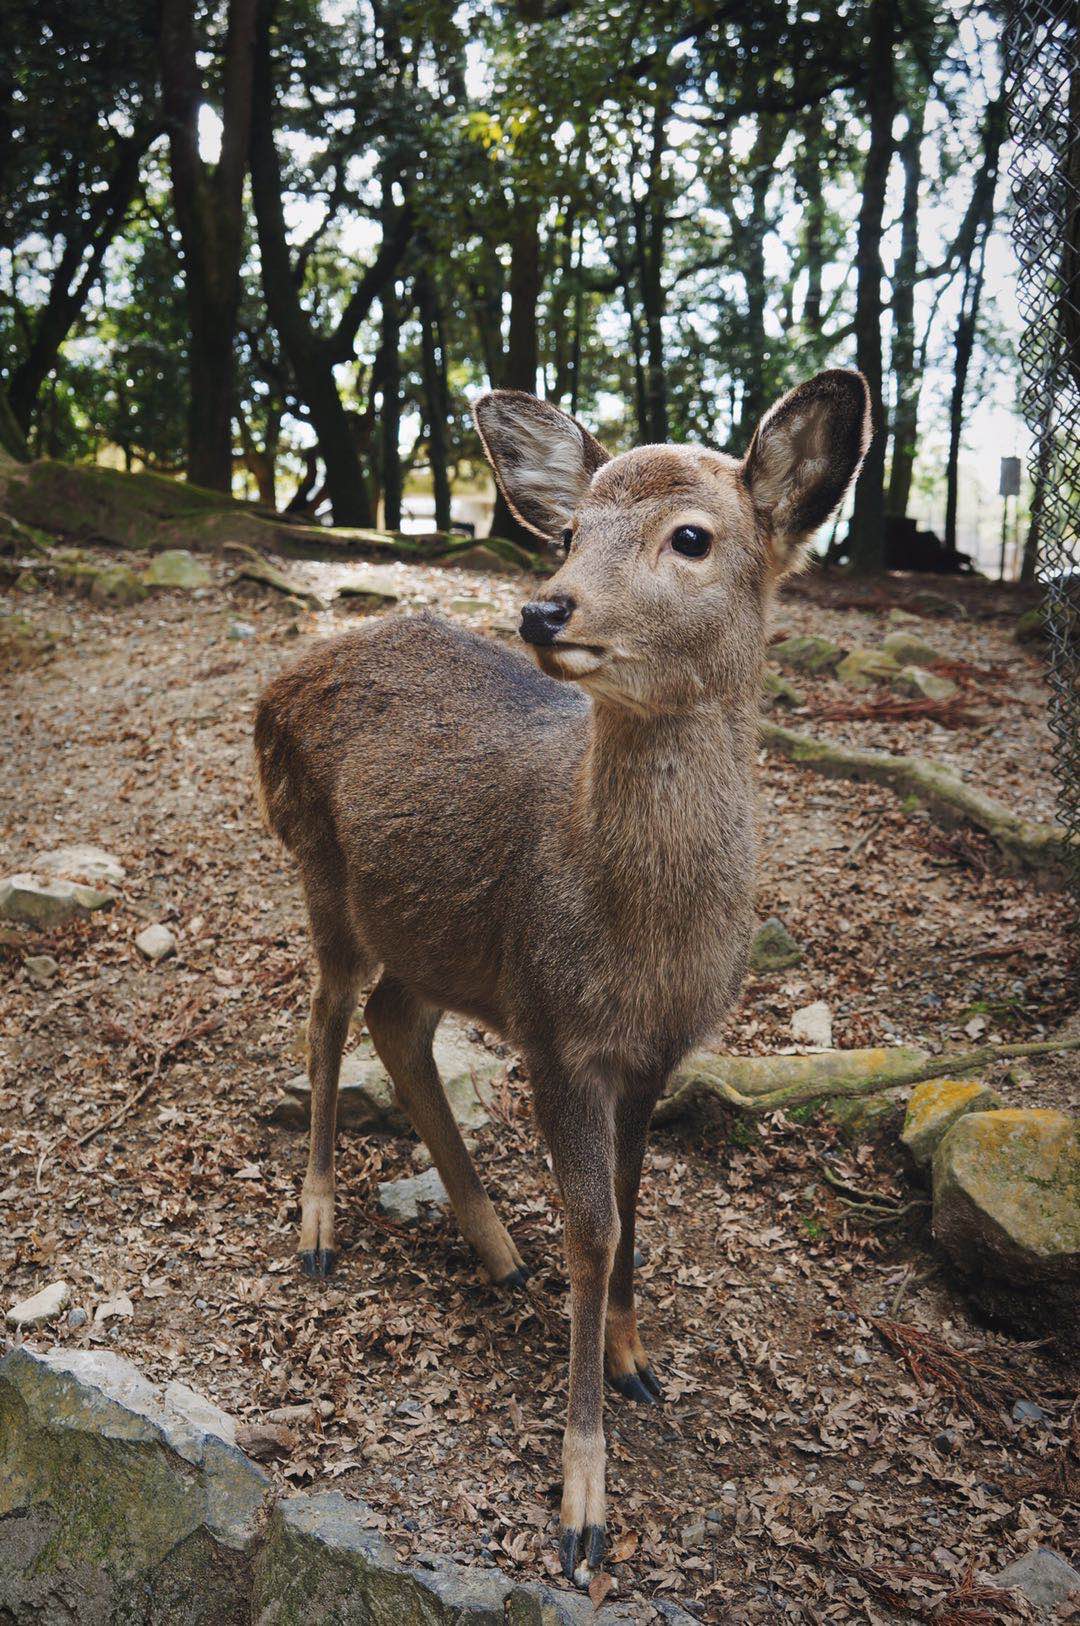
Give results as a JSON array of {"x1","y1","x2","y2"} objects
[{"x1": 998, "y1": 455, "x2": 1021, "y2": 582}]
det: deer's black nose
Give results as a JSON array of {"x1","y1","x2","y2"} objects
[{"x1": 520, "y1": 595, "x2": 574, "y2": 646}]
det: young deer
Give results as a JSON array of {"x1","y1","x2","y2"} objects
[{"x1": 255, "y1": 369, "x2": 870, "y2": 1587}]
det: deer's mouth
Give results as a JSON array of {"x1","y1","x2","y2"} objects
[{"x1": 534, "y1": 640, "x2": 606, "y2": 679}]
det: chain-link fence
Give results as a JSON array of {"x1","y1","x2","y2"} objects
[{"x1": 1005, "y1": 0, "x2": 1080, "y2": 921}]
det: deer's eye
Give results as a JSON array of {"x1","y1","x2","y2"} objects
[
  {"x1": 560, "y1": 526, "x2": 573, "y2": 553},
  {"x1": 670, "y1": 524, "x2": 711, "y2": 558}
]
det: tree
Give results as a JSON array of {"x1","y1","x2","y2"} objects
[{"x1": 159, "y1": 0, "x2": 257, "y2": 492}]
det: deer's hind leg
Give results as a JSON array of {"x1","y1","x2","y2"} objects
[
  {"x1": 364, "y1": 974, "x2": 526, "y2": 1287},
  {"x1": 298, "y1": 865, "x2": 367, "y2": 1278}
]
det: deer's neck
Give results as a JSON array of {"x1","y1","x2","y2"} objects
[{"x1": 571, "y1": 683, "x2": 760, "y2": 926}]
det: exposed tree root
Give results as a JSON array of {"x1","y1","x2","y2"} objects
[
  {"x1": 655, "y1": 1037, "x2": 1080, "y2": 1122},
  {"x1": 760, "y1": 720, "x2": 1075, "y2": 885}
]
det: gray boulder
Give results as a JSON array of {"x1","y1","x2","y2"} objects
[
  {"x1": 881, "y1": 630, "x2": 943, "y2": 669},
  {"x1": 990, "y1": 1548, "x2": 1080, "y2": 1614},
  {"x1": 0, "y1": 1346, "x2": 269, "y2": 1623},
  {"x1": 147, "y1": 549, "x2": 212, "y2": 590},
  {"x1": 0, "y1": 873, "x2": 114, "y2": 926},
  {"x1": 274, "y1": 1030, "x2": 502, "y2": 1134},
  {"x1": 36, "y1": 845, "x2": 125, "y2": 888},
  {"x1": 378, "y1": 1167, "x2": 450, "y2": 1224},
  {"x1": 893, "y1": 664, "x2": 957, "y2": 702}
]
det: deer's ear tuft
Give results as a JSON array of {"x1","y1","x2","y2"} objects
[
  {"x1": 473, "y1": 391, "x2": 609, "y2": 541},
  {"x1": 742, "y1": 370, "x2": 871, "y2": 573}
]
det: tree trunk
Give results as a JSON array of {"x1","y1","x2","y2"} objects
[
  {"x1": 1020, "y1": 396, "x2": 1053, "y2": 584},
  {"x1": 736, "y1": 115, "x2": 785, "y2": 442},
  {"x1": 159, "y1": 0, "x2": 256, "y2": 493},
  {"x1": 798, "y1": 111, "x2": 825, "y2": 337},
  {"x1": 886, "y1": 93, "x2": 926, "y2": 519},
  {"x1": 846, "y1": 0, "x2": 896, "y2": 574},
  {"x1": 417, "y1": 269, "x2": 452, "y2": 532},
  {"x1": 377, "y1": 288, "x2": 403, "y2": 530},
  {"x1": 943, "y1": 238, "x2": 988, "y2": 555},
  {"x1": 634, "y1": 94, "x2": 672, "y2": 443},
  {"x1": 490, "y1": 200, "x2": 543, "y2": 546},
  {"x1": 7, "y1": 127, "x2": 151, "y2": 434}
]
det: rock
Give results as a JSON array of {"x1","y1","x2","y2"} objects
[
  {"x1": 762, "y1": 668, "x2": 804, "y2": 709},
  {"x1": 887, "y1": 608, "x2": 923, "y2": 626},
  {"x1": 909, "y1": 590, "x2": 964, "y2": 618},
  {"x1": 448, "y1": 597, "x2": 497, "y2": 614},
  {"x1": 893, "y1": 664, "x2": 957, "y2": 702},
  {"x1": 679, "y1": 1518, "x2": 707, "y2": 1549},
  {"x1": 881, "y1": 630, "x2": 942, "y2": 669},
  {"x1": 932, "y1": 1109, "x2": 1079, "y2": 1344},
  {"x1": 1011, "y1": 1399, "x2": 1048, "y2": 1425},
  {"x1": 91, "y1": 563, "x2": 149, "y2": 605},
  {"x1": 146, "y1": 548, "x2": 213, "y2": 589},
  {"x1": 990, "y1": 1548, "x2": 1080, "y2": 1613},
  {"x1": 6, "y1": 1281, "x2": 70, "y2": 1327},
  {"x1": 824, "y1": 1092, "x2": 898, "y2": 1144},
  {"x1": 771, "y1": 634, "x2": 844, "y2": 674},
  {"x1": 749, "y1": 916, "x2": 804, "y2": 972},
  {"x1": 377, "y1": 1167, "x2": 450, "y2": 1224},
  {"x1": 336, "y1": 565, "x2": 402, "y2": 608},
  {"x1": 236, "y1": 1421, "x2": 297, "y2": 1461},
  {"x1": 36, "y1": 843, "x2": 126, "y2": 887},
  {"x1": 23, "y1": 952, "x2": 59, "y2": 985},
  {"x1": 0, "y1": 611, "x2": 55, "y2": 669},
  {"x1": 0, "y1": 1345, "x2": 267, "y2": 1622},
  {"x1": 229, "y1": 619, "x2": 256, "y2": 640},
  {"x1": 94, "y1": 1293, "x2": 134, "y2": 1324},
  {"x1": 901, "y1": 1078, "x2": 1001, "y2": 1169},
  {"x1": 135, "y1": 922, "x2": 177, "y2": 962},
  {"x1": 1014, "y1": 605, "x2": 1048, "y2": 643},
  {"x1": 232, "y1": 554, "x2": 323, "y2": 606},
  {"x1": 0, "y1": 873, "x2": 114, "y2": 925},
  {"x1": 274, "y1": 1028, "x2": 502, "y2": 1134},
  {"x1": 445, "y1": 542, "x2": 523, "y2": 576},
  {"x1": 66, "y1": 1306, "x2": 88, "y2": 1329},
  {"x1": 836, "y1": 647, "x2": 902, "y2": 690},
  {"x1": 791, "y1": 1000, "x2": 833, "y2": 1049}
]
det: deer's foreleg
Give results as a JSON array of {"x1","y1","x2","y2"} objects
[
  {"x1": 605, "y1": 1085, "x2": 663, "y2": 1403},
  {"x1": 298, "y1": 965, "x2": 358, "y2": 1277},
  {"x1": 535, "y1": 1076, "x2": 618, "y2": 1589}
]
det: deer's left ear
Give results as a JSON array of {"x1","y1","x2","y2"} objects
[{"x1": 742, "y1": 370, "x2": 871, "y2": 573}]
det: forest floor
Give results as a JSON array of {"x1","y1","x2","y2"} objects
[{"x1": 1, "y1": 544, "x2": 1075, "y2": 1623}]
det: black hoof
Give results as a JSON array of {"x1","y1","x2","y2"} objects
[
  {"x1": 558, "y1": 1523, "x2": 606, "y2": 1585},
  {"x1": 640, "y1": 1363, "x2": 664, "y2": 1400},
  {"x1": 609, "y1": 1370, "x2": 658, "y2": 1405},
  {"x1": 299, "y1": 1248, "x2": 336, "y2": 1278},
  {"x1": 496, "y1": 1264, "x2": 530, "y2": 1290}
]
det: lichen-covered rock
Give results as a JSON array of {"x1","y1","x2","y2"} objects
[
  {"x1": 274, "y1": 1031, "x2": 502, "y2": 1134},
  {"x1": 901, "y1": 1078, "x2": 1000, "y2": 1169},
  {"x1": 336, "y1": 565, "x2": 401, "y2": 608},
  {"x1": 881, "y1": 630, "x2": 942, "y2": 669},
  {"x1": 0, "y1": 873, "x2": 114, "y2": 926},
  {"x1": 836, "y1": 648, "x2": 901, "y2": 690},
  {"x1": 771, "y1": 634, "x2": 844, "y2": 674},
  {"x1": 0, "y1": 1346, "x2": 269, "y2": 1623},
  {"x1": 87, "y1": 563, "x2": 148, "y2": 605},
  {"x1": 0, "y1": 611, "x2": 55, "y2": 670},
  {"x1": 932, "y1": 1109, "x2": 1079, "y2": 1344},
  {"x1": 749, "y1": 916, "x2": 804, "y2": 972},
  {"x1": 762, "y1": 669, "x2": 804, "y2": 709},
  {"x1": 893, "y1": 664, "x2": 957, "y2": 702},
  {"x1": 146, "y1": 549, "x2": 213, "y2": 589}
]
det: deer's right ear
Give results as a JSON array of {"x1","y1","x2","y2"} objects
[{"x1": 473, "y1": 391, "x2": 609, "y2": 541}]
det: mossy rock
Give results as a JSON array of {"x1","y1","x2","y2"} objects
[
  {"x1": 823, "y1": 1092, "x2": 899, "y2": 1144},
  {"x1": 1014, "y1": 604, "x2": 1048, "y2": 643},
  {"x1": 771, "y1": 634, "x2": 844, "y2": 674},
  {"x1": 146, "y1": 549, "x2": 213, "y2": 589},
  {"x1": 0, "y1": 612, "x2": 55, "y2": 670},
  {"x1": 748, "y1": 916, "x2": 803, "y2": 972},
  {"x1": 881, "y1": 630, "x2": 942, "y2": 669},
  {"x1": 932, "y1": 1108, "x2": 1079, "y2": 1346},
  {"x1": 893, "y1": 665, "x2": 957, "y2": 702},
  {"x1": 762, "y1": 668, "x2": 804, "y2": 708},
  {"x1": 901, "y1": 1078, "x2": 1000, "y2": 1169},
  {"x1": 836, "y1": 647, "x2": 902, "y2": 690}
]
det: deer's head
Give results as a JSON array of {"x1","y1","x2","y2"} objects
[{"x1": 474, "y1": 371, "x2": 870, "y2": 712}]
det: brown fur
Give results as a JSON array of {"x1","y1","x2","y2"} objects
[{"x1": 254, "y1": 369, "x2": 870, "y2": 1585}]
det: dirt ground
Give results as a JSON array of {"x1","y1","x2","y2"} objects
[{"x1": 1, "y1": 549, "x2": 1076, "y2": 1622}]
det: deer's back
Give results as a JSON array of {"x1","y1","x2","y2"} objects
[{"x1": 256, "y1": 614, "x2": 588, "y2": 1026}]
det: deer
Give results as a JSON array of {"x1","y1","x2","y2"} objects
[{"x1": 254, "y1": 368, "x2": 870, "y2": 1588}]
